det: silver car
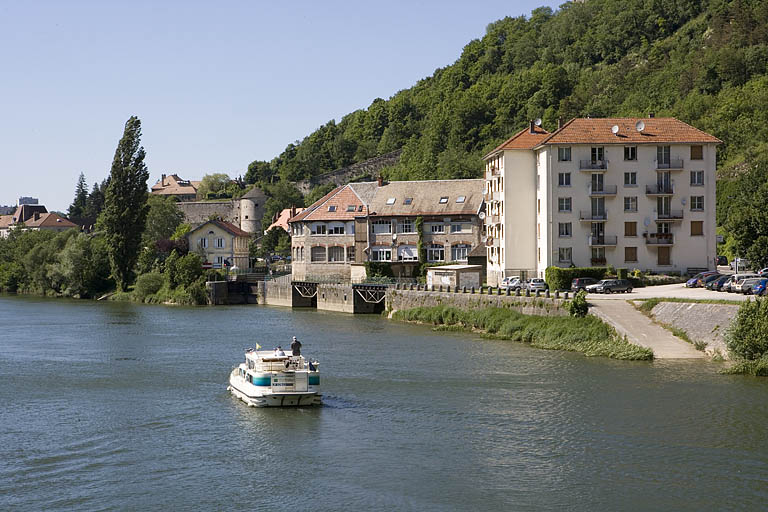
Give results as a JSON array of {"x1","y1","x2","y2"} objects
[{"x1": 525, "y1": 278, "x2": 549, "y2": 292}]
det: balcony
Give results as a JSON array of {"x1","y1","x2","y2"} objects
[
  {"x1": 655, "y1": 210, "x2": 684, "y2": 222},
  {"x1": 646, "y1": 184, "x2": 675, "y2": 195},
  {"x1": 580, "y1": 159, "x2": 608, "y2": 170},
  {"x1": 486, "y1": 215, "x2": 500, "y2": 225},
  {"x1": 656, "y1": 158, "x2": 684, "y2": 170},
  {"x1": 645, "y1": 233, "x2": 675, "y2": 245},
  {"x1": 493, "y1": 191, "x2": 503, "y2": 202},
  {"x1": 579, "y1": 210, "x2": 608, "y2": 221},
  {"x1": 485, "y1": 237, "x2": 500, "y2": 248},
  {"x1": 588, "y1": 184, "x2": 617, "y2": 197},
  {"x1": 588, "y1": 235, "x2": 618, "y2": 247}
]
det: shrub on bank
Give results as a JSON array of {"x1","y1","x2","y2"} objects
[
  {"x1": 392, "y1": 305, "x2": 653, "y2": 360},
  {"x1": 545, "y1": 266, "x2": 607, "y2": 291},
  {"x1": 724, "y1": 298, "x2": 768, "y2": 375},
  {"x1": 134, "y1": 272, "x2": 164, "y2": 301}
]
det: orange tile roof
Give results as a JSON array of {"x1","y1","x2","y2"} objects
[
  {"x1": 485, "y1": 125, "x2": 550, "y2": 157},
  {"x1": 189, "y1": 219, "x2": 250, "y2": 238},
  {"x1": 266, "y1": 207, "x2": 305, "y2": 233},
  {"x1": 25, "y1": 213, "x2": 78, "y2": 229},
  {"x1": 299, "y1": 186, "x2": 368, "y2": 222},
  {"x1": 539, "y1": 117, "x2": 721, "y2": 145}
]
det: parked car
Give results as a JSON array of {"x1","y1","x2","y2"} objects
[
  {"x1": 752, "y1": 278, "x2": 768, "y2": 296},
  {"x1": 699, "y1": 273, "x2": 722, "y2": 287},
  {"x1": 571, "y1": 277, "x2": 599, "y2": 292},
  {"x1": 716, "y1": 255, "x2": 728, "y2": 266},
  {"x1": 730, "y1": 258, "x2": 751, "y2": 271},
  {"x1": 739, "y1": 277, "x2": 762, "y2": 294},
  {"x1": 730, "y1": 274, "x2": 759, "y2": 293},
  {"x1": 586, "y1": 279, "x2": 632, "y2": 293},
  {"x1": 525, "y1": 278, "x2": 549, "y2": 292},
  {"x1": 720, "y1": 276, "x2": 735, "y2": 292},
  {"x1": 500, "y1": 276, "x2": 522, "y2": 291},
  {"x1": 707, "y1": 275, "x2": 731, "y2": 291},
  {"x1": 758, "y1": 268, "x2": 768, "y2": 276},
  {"x1": 686, "y1": 271, "x2": 718, "y2": 288}
]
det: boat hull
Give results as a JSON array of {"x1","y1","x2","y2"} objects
[{"x1": 228, "y1": 374, "x2": 321, "y2": 407}]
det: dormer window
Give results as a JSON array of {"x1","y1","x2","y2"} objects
[
  {"x1": 404, "y1": 197, "x2": 413, "y2": 205},
  {"x1": 386, "y1": 198, "x2": 396, "y2": 205},
  {"x1": 328, "y1": 205, "x2": 337, "y2": 212},
  {"x1": 439, "y1": 197, "x2": 448, "y2": 204},
  {"x1": 347, "y1": 205, "x2": 356, "y2": 212},
  {"x1": 456, "y1": 196, "x2": 466, "y2": 203}
]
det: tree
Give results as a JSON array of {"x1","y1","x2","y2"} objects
[
  {"x1": 197, "y1": 173, "x2": 232, "y2": 199},
  {"x1": 83, "y1": 180, "x2": 107, "y2": 222},
  {"x1": 261, "y1": 181, "x2": 304, "y2": 232},
  {"x1": 68, "y1": 173, "x2": 88, "y2": 223},
  {"x1": 259, "y1": 227, "x2": 291, "y2": 258},
  {"x1": 143, "y1": 195, "x2": 185, "y2": 245},
  {"x1": 101, "y1": 116, "x2": 151, "y2": 292}
]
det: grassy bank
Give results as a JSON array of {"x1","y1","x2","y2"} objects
[{"x1": 392, "y1": 306, "x2": 653, "y2": 360}]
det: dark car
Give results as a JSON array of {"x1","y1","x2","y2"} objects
[
  {"x1": 707, "y1": 275, "x2": 731, "y2": 291},
  {"x1": 571, "y1": 277, "x2": 598, "y2": 292},
  {"x1": 716, "y1": 255, "x2": 728, "y2": 266},
  {"x1": 603, "y1": 279, "x2": 633, "y2": 293},
  {"x1": 753, "y1": 278, "x2": 768, "y2": 296},
  {"x1": 700, "y1": 273, "x2": 722, "y2": 287}
]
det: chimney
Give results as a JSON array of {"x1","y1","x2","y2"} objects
[
  {"x1": 34, "y1": 212, "x2": 40, "y2": 221},
  {"x1": 529, "y1": 120, "x2": 535, "y2": 134},
  {"x1": 648, "y1": 113, "x2": 655, "y2": 118},
  {"x1": 557, "y1": 117, "x2": 563, "y2": 130},
  {"x1": 377, "y1": 175, "x2": 383, "y2": 187},
  {"x1": 161, "y1": 173, "x2": 166, "y2": 186},
  {"x1": 291, "y1": 206, "x2": 296, "y2": 217}
]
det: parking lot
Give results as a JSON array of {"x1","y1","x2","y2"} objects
[{"x1": 586, "y1": 282, "x2": 750, "y2": 301}]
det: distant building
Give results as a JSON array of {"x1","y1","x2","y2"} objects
[
  {"x1": 151, "y1": 174, "x2": 201, "y2": 202},
  {"x1": 0, "y1": 204, "x2": 78, "y2": 238},
  {"x1": 186, "y1": 219, "x2": 251, "y2": 270},
  {"x1": 0, "y1": 205, "x2": 15, "y2": 215},
  {"x1": 289, "y1": 178, "x2": 485, "y2": 281},
  {"x1": 17, "y1": 197, "x2": 39, "y2": 206},
  {"x1": 265, "y1": 206, "x2": 305, "y2": 234},
  {"x1": 175, "y1": 186, "x2": 267, "y2": 235}
]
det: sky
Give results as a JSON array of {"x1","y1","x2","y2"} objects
[{"x1": 1, "y1": 0, "x2": 560, "y2": 212}]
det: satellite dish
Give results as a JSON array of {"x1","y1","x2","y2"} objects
[
  {"x1": 534, "y1": 118, "x2": 542, "y2": 126},
  {"x1": 636, "y1": 120, "x2": 645, "y2": 132},
  {"x1": 478, "y1": 211, "x2": 486, "y2": 220},
  {"x1": 643, "y1": 217, "x2": 651, "y2": 227},
  {"x1": 611, "y1": 125, "x2": 619, "y2": 135},
  {"x1": 392, "y1": 233, "x2": 398, "y2": 241}
]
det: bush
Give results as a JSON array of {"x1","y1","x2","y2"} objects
[
  {"x1": 544, "y1": 266, "x2": 608, "y2": 291},
  {"x1": 726, "y1": 298, "x2": 768, "y2": 361},
  {"x1": 134, "y1": 272, "x2": 164, "y2": 301},
  {"x1": 567, "y1": 290, "x2": 589, "y2": 317},
  {"x1": 365, "y1": 261, "x2": 394, "y2": 278},
  {"x1": 175, "y1": 253, "x2": 203, "y2": 287},
  {"x1": 616, "y1": 268, "x2": 628, "y2": 280}
]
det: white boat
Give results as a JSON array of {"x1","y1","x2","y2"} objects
[{"x1": 227, "y1": 349, "x2": 321, "y2": 407}]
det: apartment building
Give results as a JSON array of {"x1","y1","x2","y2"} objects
[
  {"x1": 289, "y1": 178, "x2": 485, "y2": 281},
  {"x1": 484, "y1": 117, "x2": 721, "y2": 285}
]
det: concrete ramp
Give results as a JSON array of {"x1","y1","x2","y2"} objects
[{"x1": 590, "y1": 299, "x2": 705, "y2": 359}]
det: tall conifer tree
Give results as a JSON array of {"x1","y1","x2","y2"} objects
[
  {"x1": 68, "y1": 172, "x2": 88, "y2": 222},
  {"x1": 101, "y1": 116, "x2": 150, "y2": 291}
]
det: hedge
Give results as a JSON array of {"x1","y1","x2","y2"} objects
[{"x1": 545, "y1": 266, "x2": 608, "y2": 290}]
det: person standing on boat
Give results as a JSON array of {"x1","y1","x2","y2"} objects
[
  {"x1": 275, "y1": 346, "x2": 285, "y2": 356},
  {"x1": 291, "y1": 336, "x2": 302, "y2": 356}
]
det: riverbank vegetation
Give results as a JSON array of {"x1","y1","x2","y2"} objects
[
  {"x1": 392, "y1": 305, "x2": 653, "y2": 360},
  {"x1": 723, "y1": 298, "x2": 768, "y2": 376}
]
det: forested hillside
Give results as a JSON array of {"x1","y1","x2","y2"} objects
[{"x1": 246, "y1": 0, "x2": 768, "y2": 185}]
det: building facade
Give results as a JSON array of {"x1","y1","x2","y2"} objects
[
  {"x1": 484, "y1": 117, "x2": 720, "y2": 285},
  {"x1": 289, "y1": 179, "x2": 485, "y2": 282},
  {"x1": 186, "y1": 220, "x2": 250, "y2": 270}
]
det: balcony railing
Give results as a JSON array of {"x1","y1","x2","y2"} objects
[
  {"x1": 486, "y1": 215, "x2": 500, "y2": 225},
  {"x1": 655, "y1": 209, "x2": 684, "y2": 221},
  {"x1": 646, "y1": 184, "x2": 675, "y2": 195},
  {"x1": 645, "y1": 233, "x2": 675, "y2": 245},
  {"x1": 580, "y1": 210, "x2": 608, "y2": 221},
  {"x1": 492, "y1": 191, "x2": 503, "y2": 202},
  {"x1": 591, "y1": 258, "x2": 607, "y2": 266},
  {"x1": 580, "y1": 159, "x2": 608, "y2": 170},
  {"x1": 588, "y1": 235, "x2": 618, "y2": 246},
  {"x1": 656, "y1": 158, "x2": 684, "y2": 170},
  {"x1": 589, "y1": 184, "x2": 618, "y2": 196}
]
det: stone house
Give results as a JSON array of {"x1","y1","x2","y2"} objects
[
  {"x1": 187, "y1": 219, "x2": 250, "y2": 270},
  {"x1": 151, "y1": 174, "x2": 201, "y2": 202},
  {"x1": 289, "y1": 178, "x2": 485, "y2": 281}
]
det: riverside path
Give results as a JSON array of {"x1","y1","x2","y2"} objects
[{"x1": 589, "y1": 299, "x2": 705, "y2": 359}]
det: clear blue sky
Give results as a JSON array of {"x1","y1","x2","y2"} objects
[{"x1": 1, "y1": 0, "x2": 559, "y2": 212}]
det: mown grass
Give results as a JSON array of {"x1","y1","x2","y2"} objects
[
  {"x1": 639, "y1": 297, "x2": 743, "y2": 308},
  {"x1": 392, "y1": 305, "x2": 653, "y2": 360}
]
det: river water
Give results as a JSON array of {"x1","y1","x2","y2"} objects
[{"x1": 0, "y1": 296, "x2": 766, "y2": 511}]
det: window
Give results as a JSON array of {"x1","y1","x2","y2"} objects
[
  {"x1": 328, "y1": 246, "x2": 345, "y2": 262},
  {"x1": 347, "y1": 205, "x2": 356, "y2": 212},
  {"x1": 386, "y1": 197, "x2": 396, "y2": 205},
  {"x1": 371, "y1": 219, "x2": 391, "y2": 234},
  {"x1": 625, "y1": 247, "x2": 638, "y2": 262},
  {"x1": 398, "y1": 245, "x2": 418, "y2": 261},
  {"x1": 690, "y1": 171, "x2": 704, "y2": 186},
  {"x1": 624, "y1": 221, "x2": 637, "y2": 237},
  {"x1": 358, "y1": 205, "x2": 364, "y2": 212},
  {"x1": 591, "y1": 247, "x2": 606, "y2": 264},
  {"x1": 430, "y1": 224, "x2": 445, "y2": 233},
  {"x1": 311, "y1": 246, "x2": 326, "y2": 262},
  {"x1": 558, "y1": 172, "x2": 571, "y2": 187},
  {"x1": 558, "y1": 222, "x2": 572, "y2": 237},
  {"x1": 427, "y1": 244, "x2": 445, "y2": 262},
  {"x1": 691, "y1": 196, "x2": 704, "y2": 211},
  {"x1": 558, "y1": 247, "x2": 572, "y2": 263},
  {"x1": 558, "y1": 147, "x2": 571, "y2": 161},
  {"x1": 347, "y1": 246, "x2": 355, "y2": 262},
  {"x1": 312, "y1": 224, "x2": 326, "y2": 235},
  {"x1": 591, "y1": 147, "x2": 604, "y2": 162},
  {"x1": 558, "y1": 197, "x2": 572, "y2": 212},
  {"x1": 456, "y1": 196, "x2": 466, "y2": 203},
  {"x1": 691, "y1": 145, "x2": 703, "y2": 160},
  {"x1": 403, "y1": 197, "x2": 413, "y2": 205},
  {"x1": 328, "y1": 205, "x2": 337, "y2": 212},
  {"x1": 451, "y1": 223, "x2": 466, "y2": 233},
  {"x1": 537, "y1": 199, "x2": 541, "y2": 213},
  {"x1": 397, "y1": 219, "x2": 415, "y2": 233},
  {"x1": 214, "y1": 256, "x2": 224, "y2": 267},
  {"x1": 537, "y1": 174, "x2": 540, "y2": 190},
  {"x1": 214, "y1": 238, "x2": 225, "y2": 248},
  {"x1": 657, "y1": 146, "x2": 671, "y2": 165},
  {"x1": 624, "y1": 172, "x2": 637, "y2": 186},
  {"x1": 624, "y1": 146, "x2": 637, "y2": 161},
  {"x1": 330, "y1": 225, "x2": 345, "y2": 235},
  {"x1": 451, "y1": 244, "x2": 470, "y2": 261},
  {"x1": 624, "y1": 196, "x2": 638, "y2": 212},
  {"x1": 439, "y1": 197, "x2": 448, "y2": 204},
  {"x1": 371, "y1": 247, "x2": 391, "y2": 262},
  {"x1": 691, "y1": 221, "x2": 704, "y2": 236}
]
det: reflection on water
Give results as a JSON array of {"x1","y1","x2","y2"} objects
[{"x1": 0, "y1": 296, "x2": 767, "y2": 510}]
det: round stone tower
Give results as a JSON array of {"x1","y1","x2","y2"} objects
[{"x1": 238, "y1": 187, "x2": 267, "y2": 234}]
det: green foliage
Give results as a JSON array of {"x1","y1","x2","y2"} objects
[
  {"x1": 134, "y1": 272, "x2": 164, "y2": 301},
  {"x1": 164, "y1": 249, "x2": 180, "y2": 288},
  {"x1": 544, "y1": 266, "x2": 607, "y2": 291},
  {"x1": 257, "y1": 227, "x2": 291, "y2": 259},
  {"x1": 722, "y1": 154, "x2": 768, "y2": 269},
  {"x1": 305, "y1": 183, "x2": 337, "y2": 206},
  {"x1": 67, "y1": 172, "x2": 88, "y2": 224},
  {"x1": 261, "y1": 181, "x2": 304, "y2": 232},
  {"x1": 0, "y1": 261, "x2": 24, "y2": 292},
  {"x1": 567, "y1": 290, "x2": 589, "y2": 317},
  {"x1": 392, "y1": 305, "x2": 652, "y2": 360},
  {"x1": 197, "y1": 173, "x2": 236, "y2": 199},
  {"x1": 101, "y1": 116, "x2": 150, "y2": 292},
  {"x1": 171, "y1": 223, "x2": 191, "y2": 241},
  {"x1": 616, "y1": 268, "x2": 628, "y2": 280},
  {"x1": 143, "y1": 195, "x2": 185, "y2": 245},
  {"x1": 364, "y1": 261, "x2": 394, "y2": 278},
  {"x1": 174, "y1": 253, "x2": 203, "y2": 288},
  {"x1": 245, "y1": 160, "x2": 276, "y2": 185},
  {"x1": 726, "y1": 298, "x2": 768, "y2": 362}
]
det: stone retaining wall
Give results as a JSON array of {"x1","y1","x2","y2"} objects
[
  {"x1": 386, "y1": 288, "x2": 569, "y2": 317},
  {"x1": 650, "y1": 302, "x2": 739, "y2": 358}
]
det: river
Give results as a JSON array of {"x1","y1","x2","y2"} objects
[{"x1": 0, "y1": 296, "x2": 766, "y2": 510}]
